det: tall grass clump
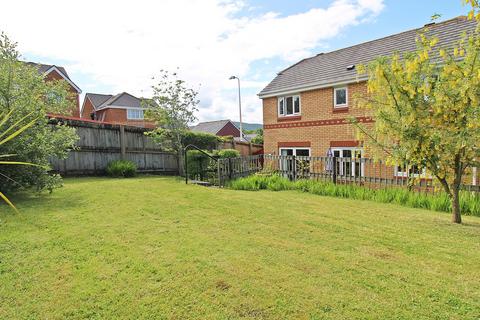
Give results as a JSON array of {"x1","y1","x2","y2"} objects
[
  {"x1": 106, "y1": 160, "x2": 137, "y2": 178},
  {"x1": 229, "y1": 174, "x2": 293, "y2": 191},
  {"x1": 229, "y1": 175, "x2": 480, "y2": 217}
]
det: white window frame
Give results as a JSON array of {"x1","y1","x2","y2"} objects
[
  {"x1": 127, "y1": 108, "x2": 144, "y2": 120},
  {"x1": 331, "y1": 147, "x2": 364, "y2": 177},
  {"x1": 279, "y1": 147, "x2": 311, "y2": 157},
  {"x1": 334, "y1": 86, "x2": 348, "y2": 108},
  {"x1": 279, "y1": 147, "x2": 311, "y2": 177},
  {"x1": 278, "y1": 94, "x2": 301, "y2": 117},
  {"x1": 394, "y1": 165, "x2": 427, "y2": 178}
]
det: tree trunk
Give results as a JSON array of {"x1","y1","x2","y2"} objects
[
  {"x1": 450, "y1": 154, "x2": 463, "y2": 224},
  {"x1": 451, "y1": 185, "x2": 462, "y2": 224}
]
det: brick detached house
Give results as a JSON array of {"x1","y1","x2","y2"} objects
[
  {"x1": 190, "y1": 120, "x2": 242, "y2": 139},
  {"x1": 80, "y1": 92, "x2": 155, "y2": 128},
  {"x1": 28, "y1": 62, "x2": 82, "y2": 117},
  {"x1": 259, "y1": 16, "x2": 476, "y2": 177}
]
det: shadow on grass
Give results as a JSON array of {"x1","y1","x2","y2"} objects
[{"x1": 2, "y1": 189, "x2": 85, "y2": 215}]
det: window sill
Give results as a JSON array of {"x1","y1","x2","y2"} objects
[
  {"x1": 332, "y1": 107, "x2": 349, "y2": 113},
  {"x1": 277, "y1": 115, "x2": 301, "y2": 122}
]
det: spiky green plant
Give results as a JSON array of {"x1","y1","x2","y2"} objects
[{"x1": 0, "y1": 109, "x2": 41, "y2": 211}]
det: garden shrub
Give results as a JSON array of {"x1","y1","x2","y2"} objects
[
  {"x1": 186, "y1": 150, "x2": 212, "y2": 180},
  {"x1": 106, "y1": 160, "x2": 137, "y2": 178},
  {"x1": 0, "y1": 34, "x2": 79, "y2": 194},
  {"x1": 215, "y1": 149, "x2": 240, "y2": 159},
  {"x1": 229, "y1": 174, "x2": 480, "y2": 217},
  {"x1": 181, "y1": 131, "x2": 219, "y2": 150}
]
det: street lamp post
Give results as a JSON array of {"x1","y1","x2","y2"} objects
[{"x1": 229, "y1": 75, "x2": 243, "y2": 141}]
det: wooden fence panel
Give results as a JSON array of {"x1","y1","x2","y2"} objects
[
  {"x1": 217, "y1": 141, "x2": 263, "y2": 156},
  {"x1": 49, "y1": 118, "x2": 178, "y2": 176}
]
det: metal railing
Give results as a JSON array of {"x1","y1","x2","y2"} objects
[
  {"x1": 215, "y1": 154, "x2": 480, "y2": 192},
  {"x1": 184, "y1": 145, "x2": 219, "y2": 185}
]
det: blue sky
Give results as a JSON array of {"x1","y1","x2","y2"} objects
[
  {"x1": 0, "y1": 0, "x2": 471, "y2": 124},
  {"x1": 233, "y1": 0, "x2": 468, "y2": 123}
]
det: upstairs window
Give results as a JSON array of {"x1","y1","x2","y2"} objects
[
  {"x1": 334, "y1": 87, "x2": 348, "y2": 108},
  {"x1": 278, "y1": 95, "x2": 300, "y2": 116},
  {"x1": 127, "y1": 109, "x2": 144, "y2": 120}
]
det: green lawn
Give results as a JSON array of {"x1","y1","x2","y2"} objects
[{"x1": 1, "y1": 176, "x2": 479, "y2": 319}]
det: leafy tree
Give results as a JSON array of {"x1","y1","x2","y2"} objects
[
  {"x1": 353, "y1": 18, "x2": 480, "y2": 223},
  {"x1": 181, "y1": 131, "x2": 219, "y2": 150},
  {"x1": 0, "y1": 33, "x2": 78, "y2": 194},
  {"x1": 250, "y1": 128, "x2": 264, "y2": 145},
  {"x1": 145, "y1": 70, "x2": 200, "y2": 173},
  {"x1": 214, "y1": 149, "x2": 240, "y2": 158}
]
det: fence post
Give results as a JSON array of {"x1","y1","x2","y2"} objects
[
  {"x1": 228, "y1": 157, "x2": 233, "y2": 180},
  {"x1": 292, "y1": 155, "x2": 297, "y2": 181},
  {"x1": 332, "y1": 156, "x2": 337, "y2": 184},
  {"x1": 217, "y1": 159, "x2": 222, "y2": 187},
  {"x1": 119, "y1": 125, "x2": 126, "y2": 160},
  {"x1": 473, "y1": 166, "x2": 478, "y2": 186},
  {"x1": 184, "y1": 148, "x2": 188, "y2": 184}
]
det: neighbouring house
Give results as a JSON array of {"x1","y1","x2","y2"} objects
[
  {"x1": 190, "y1": 119, "x2": 242, "y2": 139},
  {"x1": 27, "y1": 62, "x2": 82, "y2": 117},
  {"x1": 80, "y1": 92, "x2": 155, "y2": 128},
  {"x1": 259, "y1": 16, "x2": 476, "y2": 178},
  {"x1": 190, "y1": 119, "x2": 263, "y2": 142}
]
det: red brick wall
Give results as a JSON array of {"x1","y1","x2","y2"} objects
[
  {"x1": 262, "y1": 81, "x2": 372, "y2": 156},
  {"x1": 262, "y1": 82, "x2": 480, "y2": 186},
  {"x1": 217, "y1": 122, "x2": 241, "y2": 137},
  {"x1": 217, "y1": 141, "x2": 263, "y2": 156},
  {"x1": 81, "y1": 98, "x2": 95, "y2": 119},
  {"x1": 96, "y1": 108, "x2": 155, "y2": 128},
  {"x1": 44, "y1": 70, "x2": 80, "y2": 117}
]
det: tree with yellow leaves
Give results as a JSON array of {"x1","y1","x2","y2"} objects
[{"x1": 355, "y1": 15, "x2": 480, "y2": 223}]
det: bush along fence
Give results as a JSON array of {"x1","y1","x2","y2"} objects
[
  {"x1": 184, "y1": 146, "x2": 240, "y2": 185},
  {"x1": 213, "y1": 154, "x2": 480, "y2": 193},
  {"x1": 48, "y1": 117, "x2": 178, "y2": 175}
]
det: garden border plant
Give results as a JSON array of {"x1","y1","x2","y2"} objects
[
  {"x1": 105, "y1": 160, "x2": 137, "y2": 178},
  {"x1": 228, "y1": 174, "x2": 480, "y2": 217}
]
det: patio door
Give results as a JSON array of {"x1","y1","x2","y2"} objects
[
  {"x1": 279, "y1": 148, "x2": 310, "y2": 178},
  {"x1": 332, "y1": 148, "x2": 363, "y2": 177}
]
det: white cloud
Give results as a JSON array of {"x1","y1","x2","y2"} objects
[{"x1": 0, "y1": 0, "x2": 384, "y2": 123}]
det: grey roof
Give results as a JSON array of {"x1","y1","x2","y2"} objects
[
  {"x1": 25, "y1": 61, "x2": 81, "y2": 93},
  {"x1": 85, "y1": 93, "x2": 113, "y2": 108},
  {"x1": 190, "y1": 120, "x2": 234, "y2": 135},
  {"x1": 26, "y1": 62, "x2": 71, "y2": 80},
  {"x1": 259, "y1": 16, "x2": 477, "y2": 97},
  {"x1": 95, "y1": 92, "x2": 145, "y2": 110}
]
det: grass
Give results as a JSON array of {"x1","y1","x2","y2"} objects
[
  {"x1": 229, "y1": 174, "x2": 480, "y2": 217},
  {"x1": 0, "y1": 176, "x2": 479, "y2": 319}
]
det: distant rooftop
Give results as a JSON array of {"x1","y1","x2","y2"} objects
[
  {"x1": 25, "y1": 61, "x2": 81, "y2": 93},
  {"x1": 190, "y1": 120, "x2": 234, "y2": 135},
  {"x1": 85, "y1": 92, "x2": 147, "y2": 110}
]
